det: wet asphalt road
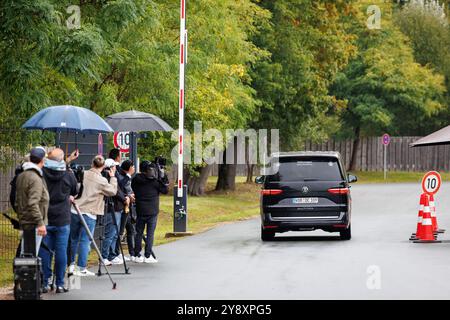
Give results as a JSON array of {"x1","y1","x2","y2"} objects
[{"x1": 48, "y1": 183, "x2": 450, "y2": 300}]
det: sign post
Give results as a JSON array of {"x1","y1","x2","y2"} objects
[{"x1": 382, "y1": 134, "x2": 390, "y2": 180}]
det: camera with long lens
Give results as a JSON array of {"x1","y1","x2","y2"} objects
[
  {"x1": 154, "y1": 155, "x2": 167, "y2": 169},
  {"x1": 101, "y1": 159, "x2": 117, "y2": 181},
  {"x1": 70, "y1": 163, "x2": 84, "y2": 199},
  {"x1": 154, "y1": 156, "x2": 169, "y2": 185},
  {"x1": 101, "y1": 166, "x2": 111, "y2": 181},
  {"x1": 70, "y1": 163, "x2": 84, "y2": 183}
]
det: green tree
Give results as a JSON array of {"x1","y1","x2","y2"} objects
[
  {"x1": 394, "y1": 0, "x2": 450, "y2": 130},
  {"x1": 0, "y1": 0, "x2": 270, "y2": 196},
  {"x1": 241, "y1": 0, "x2": 358, "y2": 182},
  {"x1": 331, "y1": 0, "x2": 447, "y2": 170},
  {"x1": 250, "y1": 0, "x2": 358, "y2": 149}
]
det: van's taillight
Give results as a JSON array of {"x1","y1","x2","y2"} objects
[
  {"x1": 261, "y1": 189, "x2": 283, "y2": 196},
  {"x1": 333, "y1": 224, "x2": 348, "y2": 228},
  {"x1": 328, "y1": 187, "x2": 349, "y2": 195}
]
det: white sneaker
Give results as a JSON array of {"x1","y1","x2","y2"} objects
[
  {"x1": 144, "y1": 256, "x2": 158, "y2": 264},
  {"x1": 130, "y1": 256, "x2": 136, "y2": 262},
  {"x1": 75, "y1": 269, "x2": 96, "y2": 277},
  {"x1": 134, "y1": 256, "x2": 144, "y2": 263},
  {"x1": 103, "y1": 259, "x2": 112, "y2": 266},
  {"x1": 122, "y1": 255, "x2": 131, "y2": 262},
  {"x1": 68, "y1": 264, "x2": 76, "y2": 274},
  {"x1": 110, "y1": 257, "x2": 123, "y2": 265}
]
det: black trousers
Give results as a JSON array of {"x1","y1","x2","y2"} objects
[
  {"x1": 134, "y1": 215, "x2": 157, "y2": 258},
  {"x1": 120, "y1": 214, "x2": 136, "y2": 256},
  {"x1": 16, "y1": 228, "x2": 38, "y2": 257}
]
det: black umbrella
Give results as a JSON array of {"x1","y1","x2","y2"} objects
[
  {"x1": 410, "y1": 125, "x2": 450, "y2": 147},
  {"x1": 105, "y1": 110, "x2": 173, "y2": 132},
  {"x1": 105, "y1": 110, "x2": 173, "y2": 171}
]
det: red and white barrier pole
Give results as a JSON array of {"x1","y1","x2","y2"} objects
[{"x1": 177, "y1": 0, "x2": 186, "y2": 198}]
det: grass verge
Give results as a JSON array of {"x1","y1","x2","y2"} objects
[
  {"x1": 156, "y1": 178, "x2": 259, "y2": 246},
  {"x1": 349, "y1": 171, "x2": 450, "y2": 184}
]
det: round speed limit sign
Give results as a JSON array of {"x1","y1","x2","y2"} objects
[
  {"x1": 422, "y1": 171, "x2": 441, "y2": 195},
  {"x1": 113, "y1": 131, "x2": 130, "y2": 153}
]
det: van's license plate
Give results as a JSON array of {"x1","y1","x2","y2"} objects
[{"x1": 293, "y1": 197, "x2": 318, "y2": 204}]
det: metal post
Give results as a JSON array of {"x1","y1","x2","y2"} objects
[
  {"x1": 56, "y1": 131, "x2": 61, "y2": 148},
  {"x1": 130, "y1": 132, "x2": 138, "y2": 172},
  {"x1": 384, "y1": 144, "x2": 387, "y2": 180},
  {"x1": 177, "y1": 0, "x2": 186, "y2": 198},
  {"x1": 168, "y1": 0, "x2": 191, "y2": 237}
]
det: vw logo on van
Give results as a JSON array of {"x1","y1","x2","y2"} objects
[{"x1": 301, "y1": 186, "x2": 309, "y2": 194}]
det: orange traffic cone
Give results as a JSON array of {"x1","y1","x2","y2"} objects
[
  {"x1": 414, "y1": 194, "x2": 441, "y2": 243},
  {"x1": 410, "y1": 193, "x2": 426, "y2": 241},
  {"x1": 429, "y1": 194, "x2": 445, "y2": 234}
]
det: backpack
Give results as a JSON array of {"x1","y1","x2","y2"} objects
[{"x1": 10, "y1": 165, "x2": 24, "y2": 212}]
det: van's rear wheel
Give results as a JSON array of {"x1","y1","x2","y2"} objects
[
  {"x1": 340, "y1": 225, "x2": 351, "y2": 240},
  {"x1": 261, "y1": 227, "x2": 275, "y2": 241}
]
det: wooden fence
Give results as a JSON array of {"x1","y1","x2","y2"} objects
[
  {"x1": 303, "y1": 136, "x2": 450, "y2": 172},
  {"x1": 167, "y1": 136, "x2": 450, "y2": 178}
]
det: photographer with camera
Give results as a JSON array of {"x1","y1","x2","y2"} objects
[
  {"x1": 101, "y1": 149, "x2": 131, "y2": 265},
  {"x1": 39, "y1": 148, "x2": 78, "y2": 293},
  {"x1": 69, "y1": 155, "x2": 117, "y2": 277},
  {"x1": 131, "y1": 160, "x2": 169, "y2": 263}
]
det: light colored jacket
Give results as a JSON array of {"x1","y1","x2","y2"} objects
[{"x1": 75, "y1": 168, "x2": 117, "y2": 215}]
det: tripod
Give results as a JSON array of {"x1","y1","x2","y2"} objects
[
  {"x1": 72, "y1": 203, "x2": 117, "y2": 289},
  {"x1": 97, "y1": 197, "x2": 130, "y2": 276}
]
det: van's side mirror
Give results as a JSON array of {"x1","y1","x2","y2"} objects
[
  {"x1": 255, "y1": 176, "x2": 265, "y2": 184},
  {"x1": 348, "y1": 174, "x2": 358, "y2": 183}
]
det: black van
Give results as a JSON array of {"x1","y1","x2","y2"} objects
[{"x1": 256, "y1": 151, "x2": 357, "y2": 241}]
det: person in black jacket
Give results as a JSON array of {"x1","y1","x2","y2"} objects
[
  {"x1": 39, "y1": 148, "x2": 78, "y2": 293},
  {"x1": 101, "y1": 149, "x2": 130, "y2": 265},
  {"x1": 116, "y1": 160, "x2": 136, "y2": 261},
  {"x1": 132, "y1": 160, "x2": 168, "y2": 263}
]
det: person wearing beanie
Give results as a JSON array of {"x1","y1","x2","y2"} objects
[{"x1": 15, "y1": 147, "x2": 49, "y2": 257}]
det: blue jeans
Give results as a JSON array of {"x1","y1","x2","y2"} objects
[
  {"x1": 39, "y1": 225, "x2": 70, "y2": 287},
  {"x1": 101, "y1": 211, "x2": 122, "y2": 261},
  {"x1": 70, "y1": 213, "x2": 96, "y2": 269}
]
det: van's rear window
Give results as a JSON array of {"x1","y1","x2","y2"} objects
[{"x1": 267, "y1": 157, "x2": 344, "y2": 182}]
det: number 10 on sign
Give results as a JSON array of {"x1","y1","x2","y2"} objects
[{"x1": 422, "y1": 171, "x2": 441, "y2": 195}]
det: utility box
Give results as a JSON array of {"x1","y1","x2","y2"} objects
[
  {"x1": 173, "y1": 185, "x2": 188, "y2": 233},
  {"x1": 165, "y1": 186, "x2": 193, "y2": 238}
]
